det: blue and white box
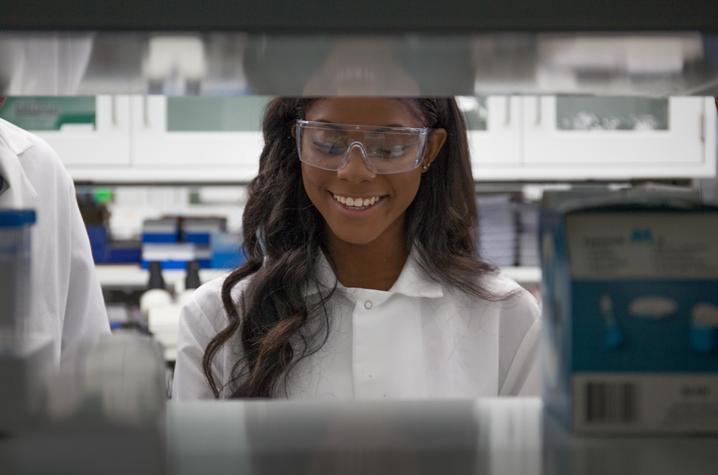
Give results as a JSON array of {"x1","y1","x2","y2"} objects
[
  {"x1": 540, "y1": 189, "x2": 718, "y2": 434},
  {"x1": 141, "y1": 217, "x2": 224, "y2": 269}
]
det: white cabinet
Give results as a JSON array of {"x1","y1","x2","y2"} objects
[
  {"x1": 518, "y1": 96, "x2": 715, "y2": 180},
  {"x1": 460, "y1": 96, "x2": 522, "y2": 167},
  {"x1": 129, "y1": 96, "x2": 267, "y2": 182},
  {"x1": 464, "y1": 95, "x2": 716, "y2": 181},
  {"x1": 0, "y1": 96, "x2": 131, "y2": 166},
  {"x1": 5, "y1": 95, "x2": 713, "y2": 183}
]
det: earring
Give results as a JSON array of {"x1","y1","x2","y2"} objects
[{"x1": 422, "y1": 164, "x2": 429, "y2": 172}]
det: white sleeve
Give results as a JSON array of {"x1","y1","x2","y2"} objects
[
  {"x1": 172, "y1": 290, "x2": 226, "y2": 400},
  {"x1": 498, "y1": 289, "x2": 543, "y2": 396},
  {"x1": 60, "y1": 158, "x2": 110, "y2": 362}
]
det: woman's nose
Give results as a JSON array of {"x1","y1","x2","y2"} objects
[{"x1": 336, "y1": 142, "x2": 376, "y2": 182}]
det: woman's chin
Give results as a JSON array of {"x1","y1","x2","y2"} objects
[
  {"x1": 328, "y1": 227, "x2": 382, "y2": 248},
  {"x1": 335, "y1": 234, "x2": 380, "y2": 247}
]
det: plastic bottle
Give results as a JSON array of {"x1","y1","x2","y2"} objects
[
  {"x1": 0, "y1": 209, "x2": 36, "y2": 347},
  {"x1": 139, "y1": 261, "x2": 173, "y2": 319},
  {"x1": 177, "y1": 260, "x2": 202, "y2": 307}
]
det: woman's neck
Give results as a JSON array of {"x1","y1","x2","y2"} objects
[{"x1": 326, "y1": 220, "x2": 409, "y2": 291}]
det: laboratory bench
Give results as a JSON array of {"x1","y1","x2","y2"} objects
[
  {"x1": 166, "y1": 398, "x2": 718, "y2": 475},
  {"x1": 4, "y1": 398, "x2": 718, "y2": 474},
  {"x1": 95, "y1": 264, "x2": 544, "y2": 289},
  {"x1": 96, "y1": 264, "x2": 230, "y2": 291}
]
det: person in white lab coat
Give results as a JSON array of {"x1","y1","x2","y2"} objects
[
  {"x1": 173, "y1": 98, "x2": 541, "y2": 399},
  {"x1": 0, "y1": 113, "x2": 110, "y2": 365}
]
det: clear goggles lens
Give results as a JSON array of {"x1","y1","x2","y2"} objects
[{"x1": 295, "y1": 120, "x2": 430, "y2": 174}]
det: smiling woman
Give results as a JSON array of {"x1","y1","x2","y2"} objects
[
  {"x1": 299, "y1": 98, "x2": 447, "y2": 289},
  {"x1": 172, "y1": 97, "x2": 541, "y2": 400}
]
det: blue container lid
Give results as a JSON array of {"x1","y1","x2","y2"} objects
[{"x1": 0, "y1": 209, "x2": 37, "y2": 227}]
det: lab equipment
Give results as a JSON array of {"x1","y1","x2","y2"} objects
[
  {"x1": 147, "y1": 260, "x2": 205, "y2": 362},
  {"x1": 210, "y1": 231, "x2": 246, "y2": 269},
  {"x1": 7, "y1": 334, "x2": 168, "y2": 475},
  {"x1": 140, "y1": 261, "x2": 173, "y2": 319},
  {"x1": 0, "y1": 209, "x2": 35, "y2": 344},
  {"x1": 142, "y1": 216, "x2": 224, "y2": 269},
  {"x1": 0, "y1": 333, "x2": 53, "y2": 434},
  {"x1": 177, "y1": 259, "x2": 201, "y2": 306},
  {"x1": 0, "y1": 209, "x2": 54, "y2": 435}
]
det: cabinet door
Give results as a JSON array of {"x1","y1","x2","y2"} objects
[
  {"x1": 131, "y1": 96, "x2": 268, "y2": 181},
  {"x1": 522, "y1": 96, "x2": 715, "y2": 179},
  {"x1": 0, "y1": 96, "x2": 131, "y2": 166},
  {"x1": 459, "y1": 96, "x2": 522, "y2": 180}
]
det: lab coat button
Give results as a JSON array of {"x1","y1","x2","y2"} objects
[{"x1": 363, "y1": 300, "x2": 373, "y2": 310}]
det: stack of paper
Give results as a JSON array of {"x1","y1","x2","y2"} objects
[
  {"x1": 475, "y1": 194, "x2": 517, "y2": 267},
  {"x1": 517, "y1": 202, "x2": 540, "y2": 267}
]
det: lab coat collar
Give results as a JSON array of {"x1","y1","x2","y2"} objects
[
  {"x1": 0, "y1": 119, "x2": 38, "y2": 205},
  {"x1": 389, "y1": 248, "x2": 444, "y2": 298},
  {"x1": 308, "y1": 246, "x2": 444, "y2": 299}
]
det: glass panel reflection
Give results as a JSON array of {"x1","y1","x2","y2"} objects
[
  {"x1": 557, "y1": 97, "x2": 669, "y2": 131},
  {"x1": 457, "y1": 96, "x2": 488, "y2": 131},
  {"x1": 166, "y1": 96, "x2": 273, "y2": 132}
]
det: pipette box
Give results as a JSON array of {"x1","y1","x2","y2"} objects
[{"x1": 540, "y1": 190, "x2": 718, "y2": 434}]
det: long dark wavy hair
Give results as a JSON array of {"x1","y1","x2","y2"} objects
[{"x1": 203, "y1": 98, "x2": 507, "y2": 398}]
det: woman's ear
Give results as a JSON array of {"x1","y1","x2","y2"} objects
[{"x1": 423, "y1": 128, "x2": 447, "y2": 167}]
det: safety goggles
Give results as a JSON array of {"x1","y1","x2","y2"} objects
[{"x1": 295, "y1": 120, "x2": 430, "y2": 174}]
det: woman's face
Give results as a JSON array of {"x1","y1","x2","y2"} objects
[{"x1": 301, "y1": 98, "x2": 446, "y2": 248}]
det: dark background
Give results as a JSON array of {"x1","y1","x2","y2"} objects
[{"x1": 2, "y1": 0, "x2": 718, "y2": 32}]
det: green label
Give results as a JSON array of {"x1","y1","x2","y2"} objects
[{"x1": 0, "y1": 97, "x2": 96, "y2": 131}]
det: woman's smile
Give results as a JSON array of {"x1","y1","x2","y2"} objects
[{"x1": 329, "y1": 190, "x2": 388, "y2": 215}]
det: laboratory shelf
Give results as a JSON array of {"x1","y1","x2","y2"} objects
[
  {"x1": 95, "y1": 264, "x2": 229, "y2": 290},
  {"x1": 96, "y1": 265, "x2": 543, "y2": 289},
  {"x1": 69, "y1": 166, "x2": 256, "y2": 184},
  {"x1": 499, "y1": 266, "x2": 542, "y2": 284}
]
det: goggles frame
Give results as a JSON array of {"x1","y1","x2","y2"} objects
[{"x1": 295, "y1": 119, "x2": 431, "y2": 175}]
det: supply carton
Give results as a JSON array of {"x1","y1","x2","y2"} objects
[{"x1": 540, "y1": 189, "x2": 718, "y2": 434}]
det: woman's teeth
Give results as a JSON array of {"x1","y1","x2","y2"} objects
[{"x1": 332, "y1": 194, "x2": 382, "y2": 209}]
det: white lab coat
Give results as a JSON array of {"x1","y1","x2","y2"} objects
[
  {"x1": 173, "y1": 249, "x2": 542, "y2": 399},
  {"x1": 0, "y1": 35, "x2": 93, "y2": 95},
  {"x1": 0, "y1": 118, "x2": 109, "y2": 365}
]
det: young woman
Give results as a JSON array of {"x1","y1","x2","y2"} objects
[{"x1": 172, "y1": 97, "x2": 541, "y2": 399}]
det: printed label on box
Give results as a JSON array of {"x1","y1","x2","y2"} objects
[
  {"x1": 567, "y1": 213, "x2": 718, "y2": 279},
  {"x1": 573, "y1": 373, "x2": 718, "y2": 433}
]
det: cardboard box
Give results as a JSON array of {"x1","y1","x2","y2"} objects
[{"x1": 540, "y1": 189, "x2": 718, "y2": 434}]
